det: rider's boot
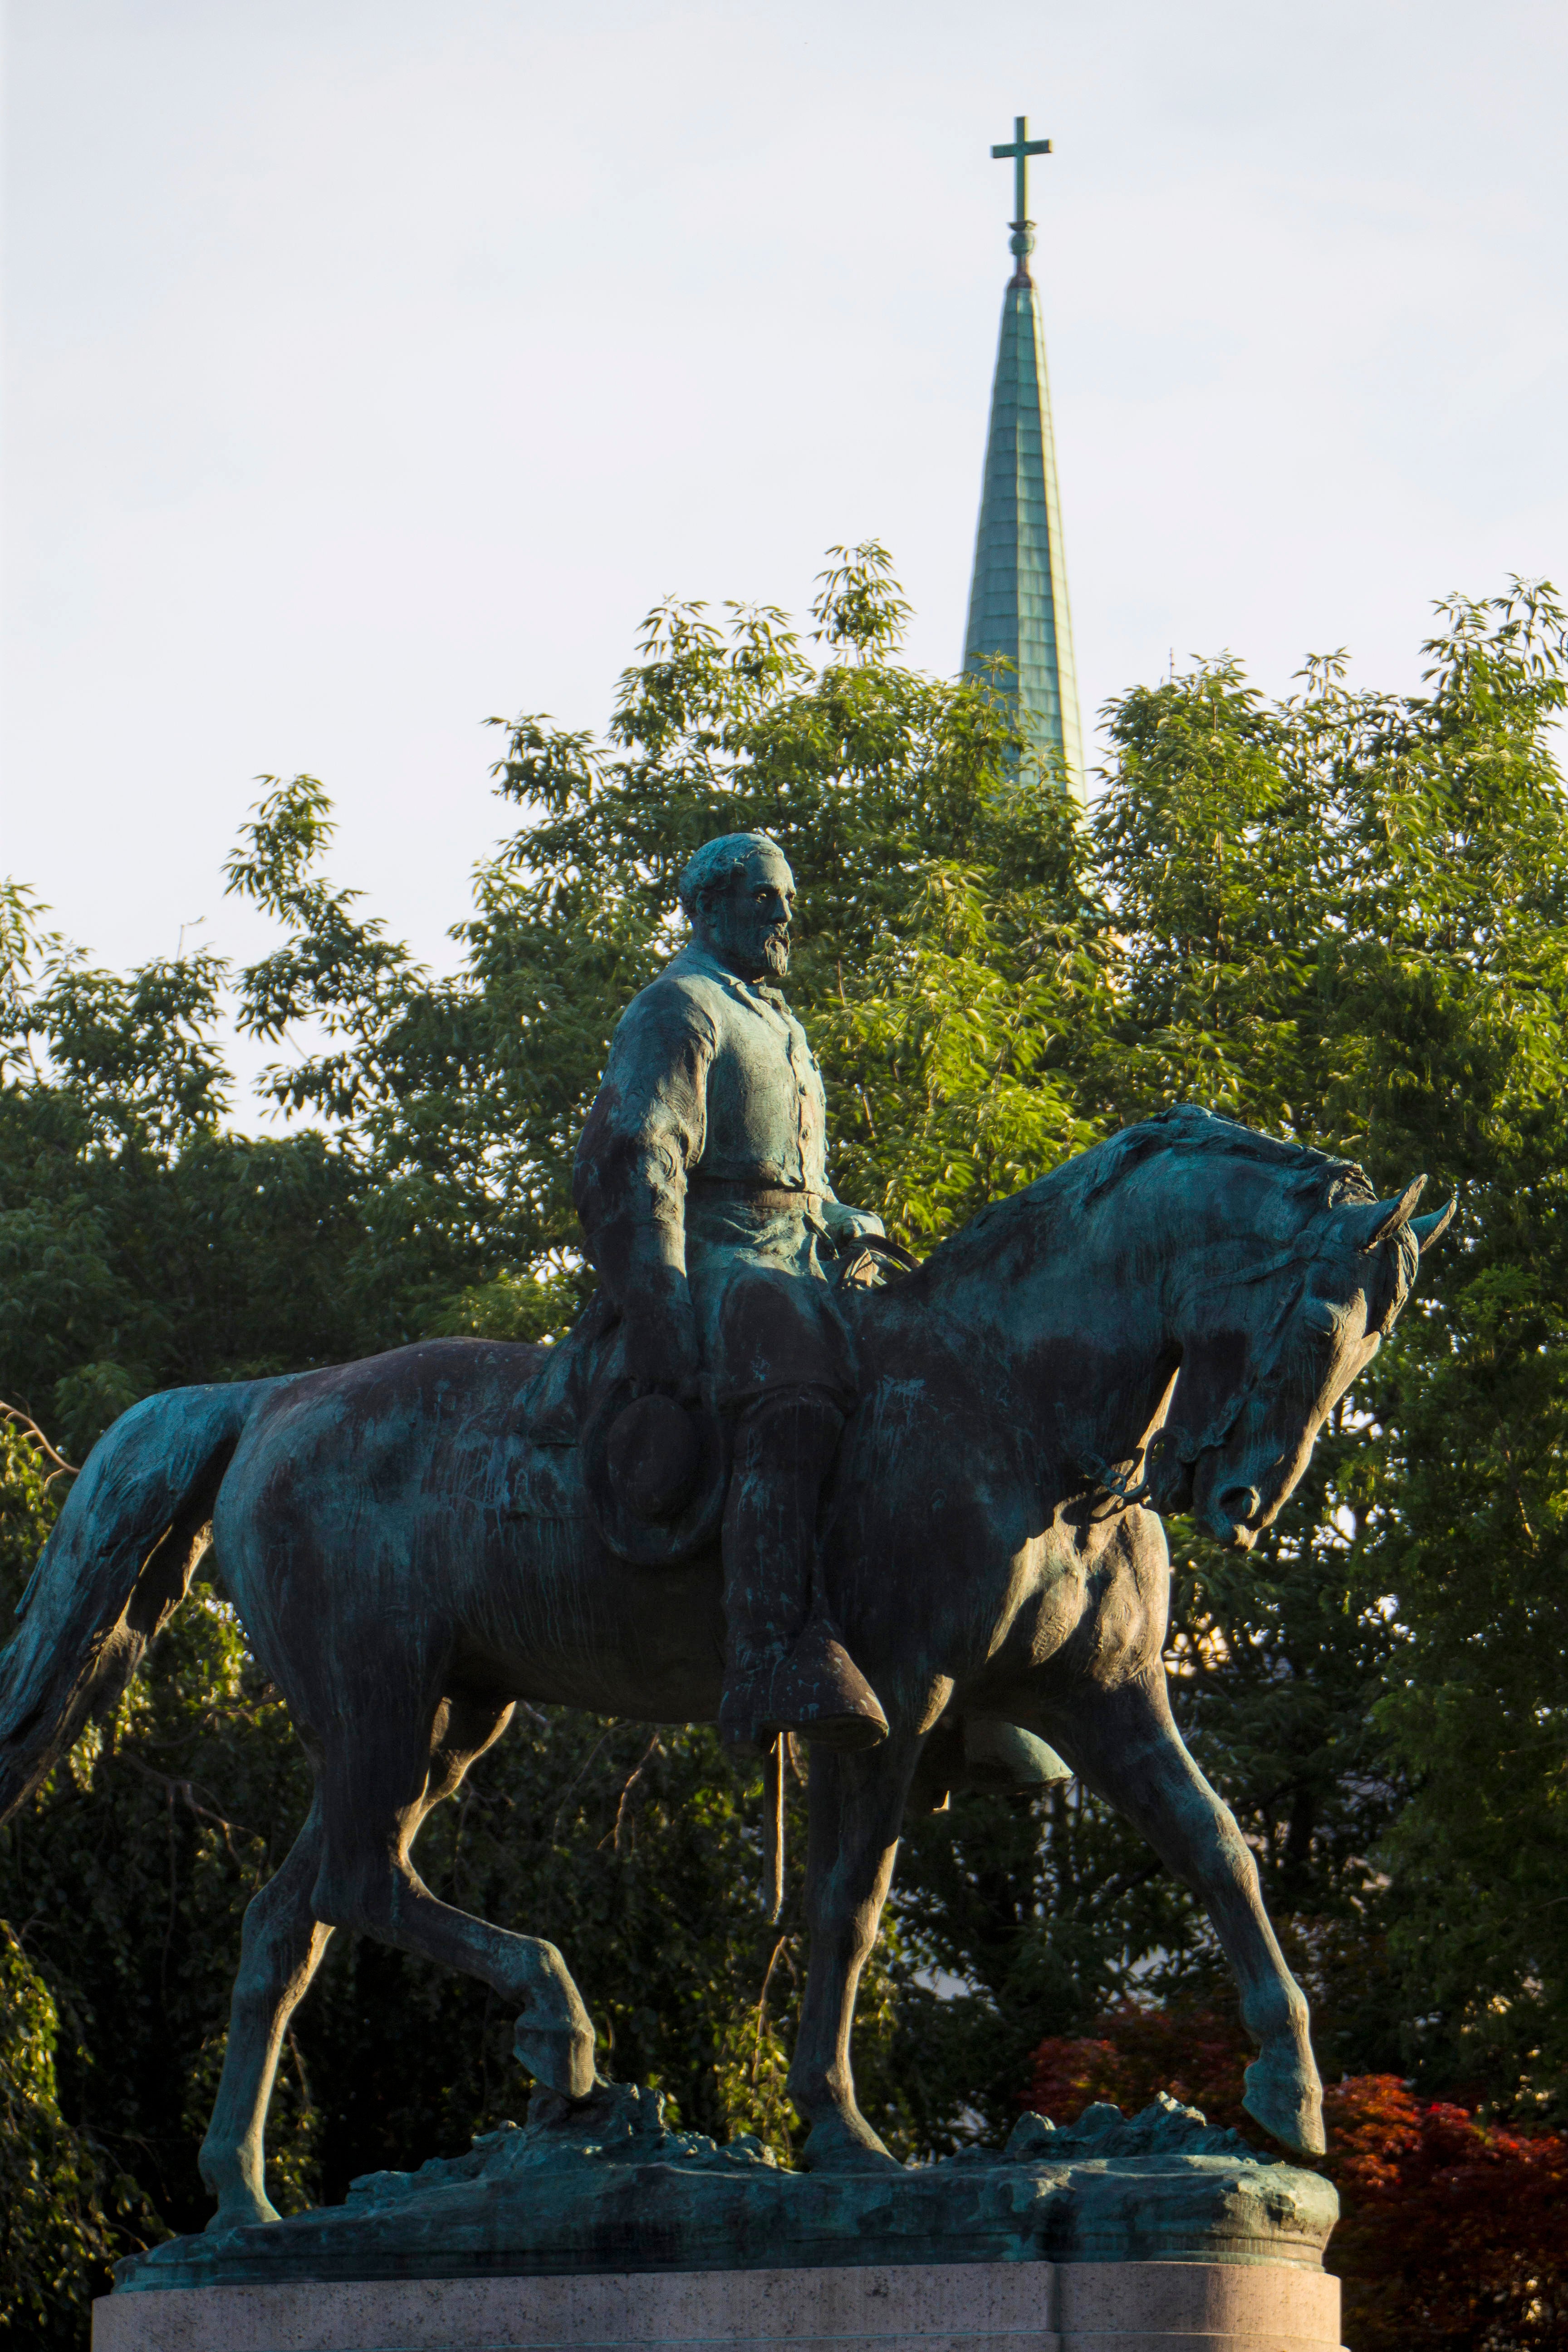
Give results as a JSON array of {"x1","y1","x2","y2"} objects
[{"x1": 718, "y1": 1386, "x2": 887, "y2": 1759}]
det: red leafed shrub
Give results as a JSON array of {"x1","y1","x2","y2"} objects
[
  {"x1": 1326, "y1": 2073, "x2": 1568, "y2": 2351},
  {"x1": 1024, "y1": 2010, "x2": 1568, "y2": 2350},
  {"x1": 1026, "y1": 2002, "x2": 1254, "y2": 2137}
]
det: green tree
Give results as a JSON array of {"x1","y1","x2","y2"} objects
[{"x1": 5, "y1": 553, "x2": 1568, "y2": 2351}]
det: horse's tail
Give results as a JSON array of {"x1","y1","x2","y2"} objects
[{"x1": 0, "y1": 1380, "x2": 265, "y2": 1823}]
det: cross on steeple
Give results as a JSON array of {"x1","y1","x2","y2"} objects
[{"x1": 990, "y1": 114, "x2": 1052, "y2": 228}]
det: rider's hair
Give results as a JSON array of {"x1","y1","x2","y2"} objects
[{"x1": 678, "y1": 833, "x2": 788, "y2": 925}]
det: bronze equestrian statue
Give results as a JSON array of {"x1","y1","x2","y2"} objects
[{"x1": 0, "y1": 830, "x2": 1452, "y2": 2230}]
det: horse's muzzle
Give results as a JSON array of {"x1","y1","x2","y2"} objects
[{"x1": 1208, "y1": 1484, "x2": 1263, "y2": 1548}]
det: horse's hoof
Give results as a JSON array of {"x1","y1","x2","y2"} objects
[
  {"x1": 515, "y1": 2015, "x2": 596, "y2": 2101},
  {"x1": 799, "y1": 2111, "x2": 904, "y2": 2174},
  {"x1": 1242, "y1": 2053, "x2": 1326, "y2": 2157},
  {"x1": 203, "y1": 2193, "x2": 279, "y2": 2233}
]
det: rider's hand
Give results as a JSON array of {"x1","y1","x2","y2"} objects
[
  {"x1": 622, "y1": 1302, "x2": 701, "y2": 1403},
  {"x1": 823, "y1": 1203, "x2": 885, "y2": 1244}
]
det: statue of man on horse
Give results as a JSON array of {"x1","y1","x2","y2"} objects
[
  {"x1": 572, "y1": 828, "x2": 890, "y2": 1759},
  {"x1": 0, "y1": 824, "x2": 1458, "y2": 2221}
]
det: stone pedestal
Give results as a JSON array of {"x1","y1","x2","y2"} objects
[
  {"x1": 94, "y1": 2258, "x2": 1345, "y2": 2352},
  {"x1": 100, "y1": 2085, "x2": 1346, "y2": 2352}
]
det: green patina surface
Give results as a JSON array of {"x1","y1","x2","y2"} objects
[
  {"x1": 116, "y1": 2082, "x2": 1339, "y2": 2290},
  {"x1": 964, "y1": 116, "x2": 1085, "y2": 802}
]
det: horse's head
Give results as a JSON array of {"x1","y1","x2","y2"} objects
[
  {"x1": 903, "y1": 1106, "x2": 1453, "y2": 1552},
  {"x1": 1147, "y1": 1149, "x2": 1454, "y2": 1550}
]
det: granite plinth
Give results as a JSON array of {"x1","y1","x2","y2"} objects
[
  {"x1": 93, "y1": 2258, "x2": 1348, "y2": 2351},
  {"x1": 111, "y1": 2084, "x2": 1338, "y2": 2298}
]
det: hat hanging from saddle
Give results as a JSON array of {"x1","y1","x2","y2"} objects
[{"x1": 580, "y1": 1378, "x2": 730, "y2": 1567}]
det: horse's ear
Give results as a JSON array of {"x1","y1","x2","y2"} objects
[
  {"x1": 1343, "y1": 1176, "x2": 1427, "y2": 1251},
  {"x1": 1411, "y1": 1195, "x2": 1457, "y2": 1253}
]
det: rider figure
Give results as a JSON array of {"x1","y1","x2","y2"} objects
[{"x1": 573, "y1": 832, "x2": 889, "y2": 1759}]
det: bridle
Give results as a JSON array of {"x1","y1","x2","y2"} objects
[{"x1": 1074, "y1": 1219, "x2": 1409, "y2": 1520}]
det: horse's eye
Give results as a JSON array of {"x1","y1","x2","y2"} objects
[{"x1": 1302, "y1": 1299, "x2": 1341, "y2": 1338}]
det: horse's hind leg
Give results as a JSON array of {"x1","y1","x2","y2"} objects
[
  {"x1": 311, "y1": 1688, "x2": 596, "y2": 2101},
  {"x1": 200, "y1": 1799, "x2": 333, "y2": 2230},
  {"x1": 1047, "y1": 1670, "x2": 1324, "y2": 2156}
]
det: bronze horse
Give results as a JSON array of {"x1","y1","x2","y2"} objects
[{"x1": 0, "y1": 1107, "x2": 1450, "y2": 2227}]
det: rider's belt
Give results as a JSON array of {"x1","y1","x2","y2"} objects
[{"x1": 688, "y1": 1178, "x2": 823, "y2": 1217}]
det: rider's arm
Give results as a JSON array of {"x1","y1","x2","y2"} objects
[
  {"x1": 572, "y1": 985, "x2": 716, "y2": 1390},
  {"x1": 799, "y1": 1034, "x2": 883, "y2": 1243}
]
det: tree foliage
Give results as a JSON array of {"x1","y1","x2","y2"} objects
[{"x1": 3, "y1": 551, "x2": 1567, "y2": 2347}]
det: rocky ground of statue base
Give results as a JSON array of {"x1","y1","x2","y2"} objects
[{"x1": 114, "y1": 2080, "x2": 1338, "y2": 2293}]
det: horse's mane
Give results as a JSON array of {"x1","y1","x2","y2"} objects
[{"x1": 921, "y1": 1104, "x2": 1377, "y2": 1280}]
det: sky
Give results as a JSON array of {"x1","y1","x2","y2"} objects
[{"x1": 3, "y1": 0, "x2": 1565, "y2": 1105}]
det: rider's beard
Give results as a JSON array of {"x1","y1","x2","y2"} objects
[{"x1": 706, "y1": 896, "x2": 792, "y2": 981}]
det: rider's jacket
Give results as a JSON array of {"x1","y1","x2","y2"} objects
[{"x1": 573, "y1": 942, "x2": 872, "y2": 1407}]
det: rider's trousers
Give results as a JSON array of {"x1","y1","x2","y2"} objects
[
  {"x1": 721, "y1": 1384, "x2": 844, "y2": 1661},
  {"x1": 718, "y1": 1382, "x2": 878, "y2": 1753}
]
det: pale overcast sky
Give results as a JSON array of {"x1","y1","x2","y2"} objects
[{"x1": 3, "y1": 0, "x2": 1565, "y2": 1094}]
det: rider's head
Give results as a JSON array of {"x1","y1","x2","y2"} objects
[{"x1": 679, "y1": 833, "x2": 796, "y2": 982}]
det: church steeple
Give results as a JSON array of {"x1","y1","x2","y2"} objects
[{"x1": 963, "y1": 115, "x2": 1085, "y2": 802}]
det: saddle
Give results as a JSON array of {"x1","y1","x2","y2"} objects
[
  {"x1": 515, "y1": 1270, "x2": 1075, "y2": 1803},
  {"x1": 516, "y1": 1238, "x2": 918, "y2": 1569}
]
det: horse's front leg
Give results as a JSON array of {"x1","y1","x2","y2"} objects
[
  {"x1": 788, "y1": 1733, "x2": 920, "y2": 2173},
  {"x1": 1048, "y1": 1669, "x2": 1324, "y2": 2157}
]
